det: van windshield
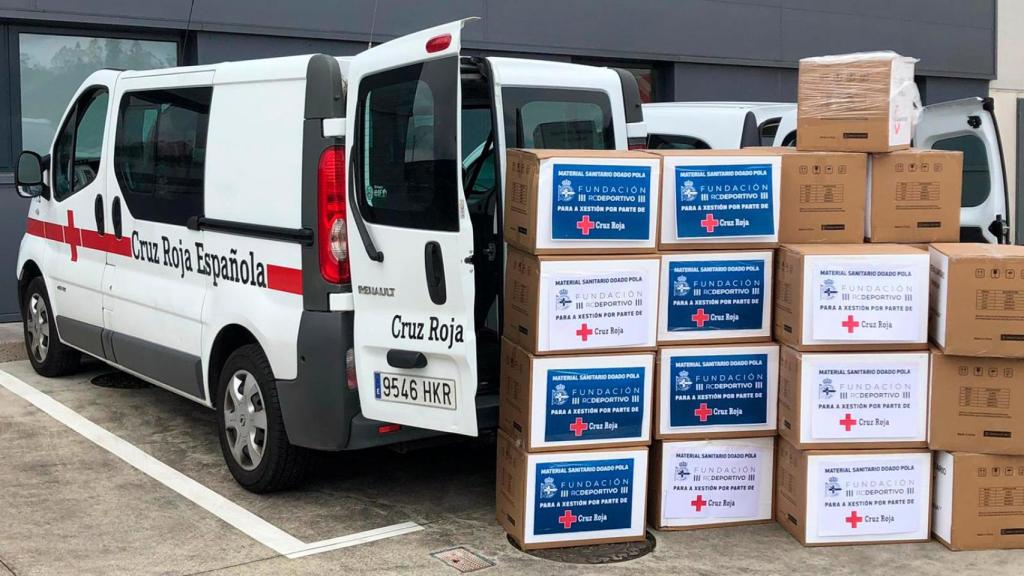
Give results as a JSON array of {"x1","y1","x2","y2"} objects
[{"x1": 501, "y1": 87, "x2": 615, "y2": 149}]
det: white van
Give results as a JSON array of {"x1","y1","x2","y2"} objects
[
  {"x1": 644, "y1": 99, "x2": 1011, "y2": 243},
  {"x1": 12, "y1": 20, "x2": 646, "y2": 492}
]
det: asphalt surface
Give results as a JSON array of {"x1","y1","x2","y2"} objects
[{"x1": 0, "y1": 351, "x2": 1022, "y2": 575}]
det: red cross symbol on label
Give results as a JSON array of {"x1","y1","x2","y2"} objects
[
  {"x1": 576, "y1": 215, "x2": 596, "y2": 236},
  {"x1": 576, "y1": 323, "x2": 593, "y2": 342},
  {"x1": 845, "y1": 510, "x2": 863, "y2": 529},
  {"x1": 569, "y1": 417, "x2": 587, "y2": 437},
  {"x1": 840, "y1": 413, "x2": 857, "y2": 432},
  {"x1": 700, "y1": 213, "x2": 719, "y2": 233},
  {"x1": 841, "y1": 315, "x2": 860, "y2": 334},
  {"x1": 694, "y1": 403, "x2": 713, "y2": 422},
  {"x1": 691, "y1": 308, "x2": 710, "y2": 328},
  {"x1": 691, "y1": 495, "x2": 708, "y2": 512},
  {"x1": 558, "y1": 509, "x2": 578, "y2": 529}
]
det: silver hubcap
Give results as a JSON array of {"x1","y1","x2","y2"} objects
[
  {"x1": 25, "y1": 293, "x2": 50, "y2": 363},
  {"x1": 223, "y1": 370, "x2": 268, "y2": 471}
]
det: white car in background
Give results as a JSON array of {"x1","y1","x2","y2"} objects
[{"x1": 644, "y1": 98, "x2": 1010, "y2": 244}]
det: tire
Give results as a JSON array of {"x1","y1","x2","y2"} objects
[
  {"x1": 216, "y1": 343, "x2": 310, "y2": 493},
  {"x1": 23, "y1": 276, "x2": 80, "y2": 377}
]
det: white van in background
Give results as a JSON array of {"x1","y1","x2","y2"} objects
[
  {"x1": 13, "y1": 19, "x2": 646, "y2": 492},
  {"x1": 644, "y1": 98, "x2": 1010, "y2": 244}
]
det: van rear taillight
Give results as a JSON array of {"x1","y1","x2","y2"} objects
[{"x1": 317, "y1": 146, "x2": 349, "y2": 284}]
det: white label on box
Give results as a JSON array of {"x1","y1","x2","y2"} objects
[
  {"x1": 812, "y1": 456, "x2": 929, "y2": 539},
  {"x1": 542, "y1": 266, "x2": 655, "y2": 351},
  {"x1": 536, "y1": 157, "x2": 661, "y2": 251},
  {"x1": 801, "y1": 353, "x2": 928, "y2": 442},
  {"x1": 529, "y1": 353, "x2": 653, "y2": 450},
  {"x1": 804, "y1": 255, "x2": 928, "y2": 344},
  {"x1": 523, "y1": 448, "x2": 648, "y2": 545},
  {"x1": 928, "y1": 248, "x2": 950, "y2": 347},
  {"x1": 658, "y1": 438, "x2": 774, "y2": 527},
  {"x1": 932, "y1": 451, "x2": 955, "y2": 544}
]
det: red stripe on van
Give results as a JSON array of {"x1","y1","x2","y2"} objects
[{"x1": 266, "y1": 264, "x2": 303, "y2": 295}]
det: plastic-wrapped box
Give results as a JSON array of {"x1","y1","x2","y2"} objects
[{"x1": 797, "y1": 52, "x2": 919, "y2": 153}]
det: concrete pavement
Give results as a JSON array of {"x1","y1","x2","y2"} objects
[{"x1": 0, "y1": 358, "x2": 1021, "y2": 575}]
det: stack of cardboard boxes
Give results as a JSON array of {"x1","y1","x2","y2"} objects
[
  {"x1": 494, "y1": 52, "x2": 1022, "y2": 552},
  {"x1": 496, "y1": 150, "x2": 660, "y2": 549},
  {"x1": 772, "y1": 51, "x2": 956, "y2": 547},
  {"x1": 928, "y1": 243, "x2": 1024, "y2": 550},
  {"x1": 645, "y1": 148, "x2": 780, "y2": 531}
]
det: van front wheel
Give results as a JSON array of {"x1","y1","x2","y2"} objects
[
  {"x1": 216, "y1": 344, "x2": 309, "y2": 493},
  {"x1": 23, "y1": 277, "x2": 80, "y2": 377}
]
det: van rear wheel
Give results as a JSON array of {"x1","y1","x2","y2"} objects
[
  {"x1": 216, "y1": 344, "x2": 309, "y2": 493},
  {"x1": 23, "y1": 277, "x2": 80, "y2": 377}
]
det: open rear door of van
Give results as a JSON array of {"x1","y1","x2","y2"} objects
[
  {"x1": 916, "y1": 97, "x2": 1010, "y2": 243},
  {"x1": 346, "y1": 19, "x2": 479, "y2": 435}
]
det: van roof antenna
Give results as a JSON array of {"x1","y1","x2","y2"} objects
[
  {"x1": 367, "y1": 0, "x2": 379, "y2": 49},
  {"x1": 182, "y1": 0, "x2": 197, "y2": 63}
]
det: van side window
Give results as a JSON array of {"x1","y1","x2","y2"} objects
[
  {"x1": 501, "y1": 88, "x2": 614, "y2": 149},
  {"x1": 357, "y1": 57, "x2": 459, "y2": 232},
  {"x1": 647, "y1": 133, "x2": 711, "y2": 150},
  {"x1": 113, "y1": 87, "x2": 213, "y2": 226},
  {"x1": 933, "y1": 134, "x2": 990, "y2": 208},
  {"x1": 51, "y1": 87, "x2": 109, "y2": 201}
]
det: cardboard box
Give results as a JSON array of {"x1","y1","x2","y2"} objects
[
  {"x1": 867, "y1": 149, "x2": 963, "y2": 243},
  {"x1": 658, "y1": 250, "x2": 773, "y2": 345},
  {"x1": 797, "y1": 52, "x2": 917, "y2": 152},
  {"x1": 655, "y1": 344, "x2": 779, "y2": 439},
  {"x1": 649, "y1": 437, "x2": 774, "y2": 530},
  {"x1": 778, "y1": 346, "x2": 929, "y2": 449},
  {"x1": 496, "y1": 430, "x2": 648, "y2": 550},
  {"x1": 503, "y1": 248, "x2": 659, "y2": 355},
  {"x1": 929, "y1": 349, "x2": 1024, "y2": 455},
  {"x1": 774, "y1": 244, "x2": 930, "y2": 351},
  {"x1": 651, "y1": 149, "x2": 780, "y2": 250},
  {"x1": 775, "y1": 437, "x2": 932, "y2": 546},
  {"x1": 933, "y1": 451, "x2": 1024, "y2": 550},
  {"x1": 504, "y1": 149, "x2": 661, "y2": 254},
  {"x1": 771, "y1": 148, "x2": 868, "y2": 244},
  {"x1": 499, "y1": 338, "x2": 653, "y2": 452},
  {"x1": 929, "y1": 243, "x2": 1024, "y2": 358}
]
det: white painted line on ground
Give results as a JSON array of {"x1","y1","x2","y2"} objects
[{"x1": 0, "y1": 368, "x2": 423, "y2": 559}]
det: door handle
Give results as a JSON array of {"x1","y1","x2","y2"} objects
[
  {"x1": 94, "y1": 194, "x2": 105, "y2": 235},
  {"x1": 112, "y1": 197, "x2": 123, "y2": 239},
  {"x1": 387, "y1": 349, "x2": 427, "y2": 369},
  {"x1": 424, "y1": 241, "x2": 447, "y2": 305}
]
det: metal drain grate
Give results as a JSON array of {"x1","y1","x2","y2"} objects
[
  {"x1": 91, "y1": 371, "x2": 150, "y2": 389},
  {"x1": 509, "y1": 531, "x2": 656, "y2": 564},
  {"x1": 431, "y1": 547, "x2": 495, "y2": 573}
]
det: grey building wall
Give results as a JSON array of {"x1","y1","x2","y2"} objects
[{"x1": 0, "y1": 0, "x2": 1000, "y2": 321}]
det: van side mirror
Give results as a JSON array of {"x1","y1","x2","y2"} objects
[{"x1": 15, "y1": 151, "x2": 47, "y2": 198}]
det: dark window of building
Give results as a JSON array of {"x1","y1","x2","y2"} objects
[
  {"x1": 356, "y1": 57, "x2": 459, "y2": 232},
  {"x1": 933, "y1": 134, "x2": 990, "y2": 208},
  {"x1": 19, "y1": 33, "x2": 177, "y2": 158},
  {"x1": 647, "y1": 133, "x2": 711, "y2": 150},
  {"x1": 502, "y1": 87, "x2": 614, "y2": 149},
  {"x1": 114, "y1": 87, "x2": 212, "y2": 226}
]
